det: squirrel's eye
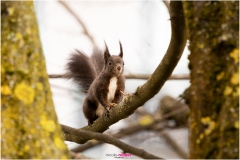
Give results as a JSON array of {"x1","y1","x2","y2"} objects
[{"x1": 109, "y1": 62, "x2": 112, "y2": 65}]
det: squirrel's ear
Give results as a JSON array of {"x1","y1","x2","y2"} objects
[
  {"x1": 119, "y1": 41, "x2": 123, "y2": 58},
  {"x1": 104, "y1": 41, "x2": 110, "y2": 62}
]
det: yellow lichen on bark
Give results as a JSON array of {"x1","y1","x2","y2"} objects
[
  {"x1": 229, "y1": 49, "x2": 239, "y2": 63},
  {"x1": 138, "y1": 115, "x2": 153, "y2": 126},
  {"x1": 14, "y1": 83, "x2": 35, "y2": 105},
  {"x1": 54, "y1": 136, "x2": 67, "y2": 150},
  {"x1": 216, "y1": 72, "x2": 224, "y2": 81},
  {"x1": 40, "y1": 116, "x2": 57, "y2": 132},
  {"x1": 1, "y1": 85, "x2": 12, "y2": 95},
  {"x1": 231, "y1": 72, "x2": 238, "y2": 85},
  {"x1": 1, "y1": 1, "x2": 69, "y2": 158},
  {"x1": 224, "y1": 86, "x2": 233, "y2": 96},
  {"x1": 201, "y1": 117, "x2": 216, "y2": 136},
  {"x1": 234, "y1": 121, "x2": 239, "y2": 129}
]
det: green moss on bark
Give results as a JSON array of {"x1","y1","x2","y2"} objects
[
  {"x1": 1, "y1": 1, "x2": 69, "y2": 158},
  {"x1": 183, "y1": 1, "x2": 239, "y2": 159}
]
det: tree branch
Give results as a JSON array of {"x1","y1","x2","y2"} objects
[
  {"x1": 160, "y1": 130, "x2": 188, "y2": 158},
  {"x1": 58, "y1": 0, "x2": 97, "y2": 47},
  {"x1": 61, "y1": 125, "x2": 162, "y2": 159},
  {"x1": 62, "y1": 1, "x2": 187, "y2": 144},
  {"x1": 48, "y1": 73, "x2": 189, "y2": 80},
  {"x1": 125, "y1": 73, "x2": 189, "y2": 80},
  {"x1": 69, "y1": 104, "x2": 188, "y2": 153}
]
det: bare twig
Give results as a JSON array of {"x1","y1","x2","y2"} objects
[
  {"x1": 125, "y1": 73, "x2": 189, "y2": 80},
  {"x1": 160, "y1": 130, "x2": 188, "y2": 158},
  {"x1": 49, "y1": 73, "x2": 189, "y2": 80},
  {"x1": 58, "y1": 0, "x2": 96, "y2": 47},
  {"x1": 157, "y1": 95, "x2": 189, "y2": 126},
  {"x1": 61, "y1": 125, "x2": 162, "y2": 159},
  {"x1": 49, "y1": 74, "x2": 67, "y2": 78}
]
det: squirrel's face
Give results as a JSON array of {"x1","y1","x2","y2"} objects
[{"x1": 105, "y1": 56, "x2": 124, "y2": 77}]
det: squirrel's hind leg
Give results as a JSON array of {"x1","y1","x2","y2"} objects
[{"x1": 83, "y1": 99, "x2": 98, "y2": 125}]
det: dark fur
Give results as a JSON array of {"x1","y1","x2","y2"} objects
[
  {"x1": 66, "y1": 50, "x2": 96, "y2": 93},
  {"x1": 66, "y1": 42, "x2": 125, "y2": 125}
]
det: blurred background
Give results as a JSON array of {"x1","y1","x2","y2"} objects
[{"x1": 34, "y1": 0, "x2": 190, "y2": 159}]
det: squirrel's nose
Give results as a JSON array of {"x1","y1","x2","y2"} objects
[{"x1": 117, "y1": 66, "x2": 121, "y2": 71}]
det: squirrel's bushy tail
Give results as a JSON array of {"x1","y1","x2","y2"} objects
[
  {"x1": 66, "y1": 49, "x2": 105, "y2": 93},
  {"x1": 66, "y1": 50, "x2": 95, "y2": 93}
]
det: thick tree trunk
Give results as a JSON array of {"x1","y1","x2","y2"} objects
[
  {"x1": 1, "y1": 1, "x2": 69, "y2": 158},
  {"x1": 183, "y1": 1, "x2": 239, "y2": 159}
]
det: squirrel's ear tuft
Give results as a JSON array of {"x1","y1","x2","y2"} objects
[
  {"x1": 104, "y1": 41, "x2": 110, "y2": 62},
  {"x1": 119, "y1": 41, "x2": 123, "y2": 58}
]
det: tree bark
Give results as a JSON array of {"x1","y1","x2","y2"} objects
[
  {"x1": 1, "y1": 1, "x2": 69, "y2": 158},
  {"x1": 183, "y1": 1, "x2": 239, "y2": 158}
]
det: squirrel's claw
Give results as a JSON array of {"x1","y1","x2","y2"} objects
[
  {"x1": 104, "y1": 109, "x2": 110, "y2": 117},
  {"x1": 109, "y1": 103, "x2": 116, "y2": 107},
  {"x1": 120, "y1": 90, "x2": 125, "y2": 95},
  {"x1": 105, "y1": 104, "x2": 114, "y2": 117}
]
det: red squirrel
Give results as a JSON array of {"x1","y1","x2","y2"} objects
[{"x1": 66, "y1": 42, "x2": 125, "y2": 125}]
